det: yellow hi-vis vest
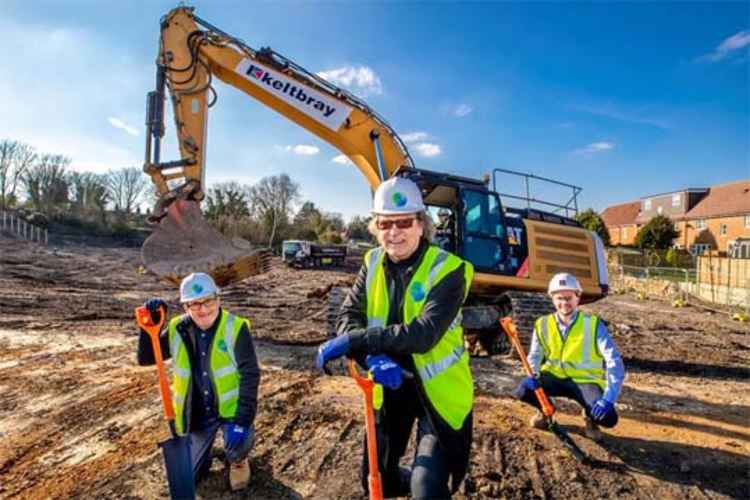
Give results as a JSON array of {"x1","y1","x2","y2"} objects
[
  {"x1": 535, "y1": 312, "x2": 606, "y2": 389},
  {"x1": 168, "y1": 309, "x2": 250, "y2": 435},
  {"x1": 364, "y1": 245, "x2": 474, "y2": 431}
]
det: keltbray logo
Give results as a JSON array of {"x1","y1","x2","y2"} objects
[
  {"x1": 410, "y1": 282, "x2": 426, "y2": 302},
  {"x1": 192, "y1": 283, "x2": 204, "y2": 294},
  {"x1": 392, "y1": 191, "x2": 407, "y2": 207},
  {"x1": 218, "y1": 339, "x2": 228, "y2": 352},
  {"x1": 236, "y1": 59, "x2": 353, "y2": 132}
]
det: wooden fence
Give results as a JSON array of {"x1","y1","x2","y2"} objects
[{"x1": 1, "y1": 210, "x2": 48, "y2": 245}]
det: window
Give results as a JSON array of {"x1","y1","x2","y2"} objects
[
  {"x1": 696, "y1": 219, "x2": 705, "y2": 230},
  {"x1": 461, "y1": 189, "x2": 507, "y2": 272},
  {"x1": 689, "y1": 243, "x2": 711, "y2": 256},
  {"x1": 644, "y1": 199, "x2": 652, "y2": 210},
  {"x1": 674, "y1": 222, "x2": 680, "y2": 231},
  {"x1": 745, "y1": 215, "x2": 750, "y2": 228},
  {"x1": 672, "y1": 194, "x2": 681, "y2": 207},
  {"x1": 720, "y1": 224, "x2": 727, "y2": 235},
  {"x1": 657, "y1": 206, "x2": 663, "y2": 215}
]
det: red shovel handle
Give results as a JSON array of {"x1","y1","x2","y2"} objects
[
  {"x1": 500, "y1": 317, "x2": 556, "y2": 418},
  {"x1": 135, "y1": 306, "x2": 175, "y2": 421},
  {"x1": 348, "y1": 360, "x2": 383, "y2": 500}
]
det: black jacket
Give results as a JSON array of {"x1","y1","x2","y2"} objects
[
  {"x1": 337, "y1": 240, "x2": 472, "y2": 491},
  {"x1": 137, "y1": 309, "x2": 260, "y2": 430}
]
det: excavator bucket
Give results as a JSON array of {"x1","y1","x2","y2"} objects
[{"x1": 142, "y1": 199, "x2": 272, "y2": 287}]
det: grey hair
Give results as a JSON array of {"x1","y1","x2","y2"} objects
[{"x1": 368, "y1": 211, "x2": 436, "y2": 242}]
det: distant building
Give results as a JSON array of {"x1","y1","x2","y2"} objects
[
  {"x1": 602, "y1": 179, "x2": 750, "y2": 254},
  {"x1": 601, "y1": 201, "x2": 641, "y2": 246}
]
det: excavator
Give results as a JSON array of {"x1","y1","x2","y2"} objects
[{"x1": 142, "y1": 6, "x2": 609, "y2": 352}]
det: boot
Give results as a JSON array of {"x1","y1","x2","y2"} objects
[
  {"x1": 228, "y1": 457, "x2": 251, "y2": 491},
  {"x1": 582, "y1": 409, "x2": 602, "y2": 441},
  {"x1": 528, "y1": 411, "x2": 547, "y2": 430}
]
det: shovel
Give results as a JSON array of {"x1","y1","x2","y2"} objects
[
  {"x1": 348, "y1": 359, "x2": 384, "y2": 500},
  {"x1": 135, "y1": 306, "x2": 197, "y2": 499},
  {"x1": 500, "y1": 317, "x2": 587, "y2": 463}
]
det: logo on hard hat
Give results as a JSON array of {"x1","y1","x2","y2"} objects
[
  {"x1": 559, "y1": 279, "x2": 567, "y2": 286},
  {"x1": 392, "y1": 192, "x2": 407, "y2": 207},
  {"x1": 410, "y1": 282, "x2": 426, "y2": 301},
  {"x1": 192, "y1": 283, "x2": 204, "y2": 294}
]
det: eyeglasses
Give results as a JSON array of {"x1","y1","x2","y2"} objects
[
  {"x1": 376, "y1": 217, "x2": 417, "y2": 230},
  {"x1": 186, "y1": 297, "x2": 217, "y2": 311}
]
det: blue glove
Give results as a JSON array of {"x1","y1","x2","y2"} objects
[
  {"x1": 590, "y1": 398, "x2": 615, "y2": 422},
  {"x1": 315, "y1": 334, "x2": 350, "y2": 371},
  {"x1": 144, "y1": 298, "x2": 167, "y2": 324},
  {"x1": 223, "y1": 424, "x2": 249, "y2": 451},
  {"x1": 366, "y1": 355, "x2": 403, "y2": 389},
  {"x1": 521, "y1": 376, "x2": 540, "y2": 392}
]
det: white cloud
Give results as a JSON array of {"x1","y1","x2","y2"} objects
[
  {"x1": 400, "y1": 131, "x2": 429, "y2": 143},
  {"x1": 413, "y1": 143, "x2": 442, "y2": 158},
  {"x1": 284, "y1": 144, "x2": 320, "y2": 156},
  {"x1": 571, "y1": 102, "x2": 670, "y2": 130},
  {"x1": 699, "y1": 30, "x2": 750, "y2": 62},
  {"x1": 332, "y1": 154, "x2": 353, "y2": 165},
  {"x1": 453, "y1": 104, "x2": 473, "y2": 117},
  {"x1": 108, "y1": 117, "x2": 139, "y2": 136},
  {"x1": 316, "y1": 66, "x2": 383, "y2": 96},
  {"x1": 574, "y1": 141, "x2": 616, "y2": 155}
]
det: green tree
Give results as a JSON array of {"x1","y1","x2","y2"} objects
[
  {"x1": 346, "y1": 215, "x2": 372, "y2": 241},
  {"x1": 635, "y1": 215, "x2": 679, "y2": 250},
  {"x1": 575, "y1": 208, "x2": 610, "y2": 246},
  {"x1": 205, "y1": 182, "x2": 250, "y2": 220}
]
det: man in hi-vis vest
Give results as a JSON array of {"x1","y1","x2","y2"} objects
[
  {"x1": 316, "y1": 176, "x2": 474, "y2": 499},
  {"x1": 137, "y1": 273, "x2": 260, "y2": 491},
  {"x1": 513, "y1": 273, "x2": 625, "y2": 441}
]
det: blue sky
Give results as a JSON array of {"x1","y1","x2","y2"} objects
[{"x1": 1, "y1": 1, "x2": 748, "y2": 220}]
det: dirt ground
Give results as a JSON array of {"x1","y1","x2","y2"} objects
[{"x1": 0, "y1": 235, "x2": 748, "y2": 499}]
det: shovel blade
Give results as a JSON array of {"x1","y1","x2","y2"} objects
[
  {"x1": 548, "y1": 420, "x2": 587, "y2": 463},
  {"x1": 160, "y1": 436, "x2": 196, "y2": 500}
]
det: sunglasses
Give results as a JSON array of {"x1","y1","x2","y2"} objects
[
  {"x1": 376, "y1": 217, "x2": 417, "y2": 230},
  {"x1": 186, "y1": 297, "x2": 217, "y2": 311}
]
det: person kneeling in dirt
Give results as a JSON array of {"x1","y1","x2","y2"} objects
[
  {"x1": 513, "y1": 272, "x2": 625, "y2": 441},
  {"x1": 136, "y1": 272, "x2": 260, "y2": 491},
  {"x1": 315, "y1": 177, "x2": 475, "y2": 499}
]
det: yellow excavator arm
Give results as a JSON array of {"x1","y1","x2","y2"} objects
[
  {"x1": 146, "y1": 6, "x2": 412, "y2": 207},
  {"x1": 143, "y1": 6, "x2": 413, "y2": 285}
]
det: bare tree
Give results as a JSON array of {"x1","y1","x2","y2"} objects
[
  {"x1": 205, "y1": 181, "x2": 251, "y2": 220},
  {"x1": 248, "y1": 174, "x2": 300, "y2": 246},
  {"x1": 23, "y1": 154, "x2": 71, "y2": 214},
  {"x1": 70, "y1": 171, "x2": 110, "y2": 220},
  {"x1": 0, "y1": 140, "x2": 36, "y2": 209},
  {"x1": 105, "y1": 167, "x2": 149, "y2": 215}
]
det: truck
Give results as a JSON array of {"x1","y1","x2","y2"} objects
[{"x1": 282, "y1": 240, "x2": 348, "y2": 268}]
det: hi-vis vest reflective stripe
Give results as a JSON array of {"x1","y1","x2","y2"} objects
[
  {"x1": 364, "y1": 245, "x2": 474, "y2": 431},
  {"x1": 535, "y1": 313, "x2": 605, "y2": 389},
  {"x1": 168, "y1": 310, "x2": 250, "y2": 435}
]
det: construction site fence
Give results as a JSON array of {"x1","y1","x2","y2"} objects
[
  {"x1": 610, "y1": 261, "x2": 749, "y2": 310},
  {"x1": 693, "y1": 255, "x2": 750, "y2": 309},
  {"x1": 1, "y1": 210, "x2": 48, "y2": 245}
]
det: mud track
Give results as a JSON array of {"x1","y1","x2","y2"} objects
[{"x1": 0, "y1": 237, "x2": 747, "y2": 499}]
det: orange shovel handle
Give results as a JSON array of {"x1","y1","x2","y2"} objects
[
  {"x1": 348, "y1": 360, "x2": 383, "y2": 500},
  {"x1": 500, "y1": 317, "x2": 556, "y2": 418},
  {"x1": 135, "y1": 306, "x2": 174, "y2": 421}
]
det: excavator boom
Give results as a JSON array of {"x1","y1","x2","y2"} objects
[{"x1": 142, "y1": 7, "x2": 412, "y2": 285}]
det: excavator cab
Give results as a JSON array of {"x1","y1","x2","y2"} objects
[{"x1": 399, "y1": 167, "x2": 523, "y2": 278}]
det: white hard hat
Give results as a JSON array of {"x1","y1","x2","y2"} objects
[
  {"x1": 180, "y1": 272, "x2": 220, "y2": 303},
  {"x1": 548, "y1": 273, "x2": 582, "y2": 295},
  {"x1": 372, "y1": 177, "x2": 425, "y2": 215}
]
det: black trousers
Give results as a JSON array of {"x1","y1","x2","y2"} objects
[
  {"x1": 513, "y1": 373, "x2": 618, "y2": 428},
  {"x1": 361, "y1": 382, "x2": 454, "y2": 499}
]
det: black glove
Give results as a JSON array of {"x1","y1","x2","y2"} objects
[{"x1": 144, "y1": 298, "x2": 167, "y2": 324}]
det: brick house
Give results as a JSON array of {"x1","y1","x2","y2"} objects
[
  {"x1": 601, "y1": 201, "x2": 641, "y2": 246},
  {"x1": 602, "y1": 179, "x2": 750, "y2": 254}
]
